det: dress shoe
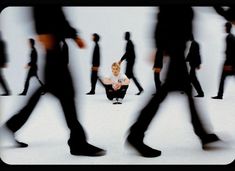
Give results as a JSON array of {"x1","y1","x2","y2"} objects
[
  {"x1": 15, "y1": 140, "x2": 28, "y2": 148},
  {"x1": 194, "y1": 94, "x2": 204, "y2": 97},
  {"x1": 0, "y1": 93, "x2": 10, "y2": 96},
  {"x1": 126, "y1": 134, "x2": 161, "y2": 157},
  {"x1": 0, "y1": 125, "x2": 28, "y2": 148},
  {"x1": 86, "y1": 91, "x2": 95, "y2": 95},
  {"x1": 200, "y1": 134, "x2": 220, "y2": 149},
  {"x1": 211, "y1": 96, "x2": 223, "y2": 99},
  {"x1": 135, "y1": 89, "x2": 144, "y2": 95},
  {"x1": 70, "y1": 143, "x2": 106, "y2": 156}
]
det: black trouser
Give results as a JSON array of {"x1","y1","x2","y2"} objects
[
  {"x1": 126, "y1": 68, "x2": 143, "y2": 92},
  {"x1": 90, "y1": 70, "x2": 98, "y2": 93},
  {"x1": 104, "y1": 84, "x2": 128, "y2": 100},
  {"x1": 154, "y1": 72, "x2": 161, "y2": 93},
  {"x1": 217, "y1": 69, "x2": 235, "y2": 97},
  {"x1": 189, "y1": 68, "x2": 204, "y2": 95},
  {"x1": 6, "y1": 46, "x2": 87, "y2": 148},
  {"x1": 129, "y1": 43, "x2": 209, "y2": 142},
  {"x1": 21, "y1": 68, "x2": 44, "y2": 94},
  {"x1": 129, "y1": 82, "x2": 208, "y2": 141},
  {"x1": 0, "y1": 69, "x2": 10, "y2": 94}
]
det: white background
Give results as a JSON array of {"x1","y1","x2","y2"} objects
[{"x1": 0, "y1": 7, "x2": 234, "y2": 164}]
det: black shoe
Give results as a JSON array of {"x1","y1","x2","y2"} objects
[
  {"x1": 0, "y1": 93, "x2": 10, "y2": 96},
  {"x1": 9, "y1": 128, "x2": 28, "y2": 148},
  {"x1": 211, "y1": 96, "x2": 222, "y2": 99},
  {"x1": 135, "y1": 90, "x2": 144, "y2": 95},
  {"x1": 112, "y1": 98, "x2": 119, "y2": 105},
  {"x1": 19, "y1": 92, "x2": 26, "y2": 96},
  {"x1": 195, "y1": 94, "x2": 204, "y2": 97},
  {"x1": 201, "y1": 134, "x2": 220, "y2": 149},
  {"x1": 70, "y1": 143, "x2": 106, "y2": 156},
  {"x1": 86, "y1": 91, "x2": 95, "y2": 95},
  {"x1": 15, "y1": 140, "x2": 28, "y2": 148},
  {"x1": 126, "y1": 134, "x2": 161, "y2": 157},
  {"x1": 117, "y1": 98, "x2": 123, "y2": 104}
]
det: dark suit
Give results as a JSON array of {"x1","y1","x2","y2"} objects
[
  {"x1": 89, "y1": 42, "x2": 100, "y2": 93},
  {"x1": 185, "y1": 40, "x2": 204, "y2": 96},
  {"x1": 120, "y1": 39, "x2": 143, "y2": 92},
  {"x1": 216, "y1": 33, "x2": 235, "y2": 98},
  {"x1": 6, "y1": 6, "x2": 87, "y2": 149},
  {"x1": 20, "y1": 47, "x2": 43, "y2": 95},
  {"x1": 128, "y1": 7, "x2": 212, "y2": 145},
  {"x1": 0, "y1": 39, "x2": 10, "y2": 95}
]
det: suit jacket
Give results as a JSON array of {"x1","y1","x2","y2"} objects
[
  {"x1": 28, "y1": 47, "x2": 38, "y2": 68},
  {"x1": 225, "y1": 33, "x2": 235, "y2": 67},
  {"x1": 92, "y1": 43, "x2": 100, "y2": 67},
  {"x1": 154, "y1": 6, "x2": 194, "y2": 69},
  {"x1": 120, "y1": 40, "x2": 136, "y2": 67},
  {"x1": 186, "y1": 40, "x2": 202, "y2": 68}
]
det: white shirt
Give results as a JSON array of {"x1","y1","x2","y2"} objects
[{"x1": 109, "y1": 73, "x2": 128, "y2": 84}]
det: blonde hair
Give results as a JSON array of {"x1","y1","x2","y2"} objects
[{"x1": 111, "y1": 62, "x2": 120, "y2": 70}]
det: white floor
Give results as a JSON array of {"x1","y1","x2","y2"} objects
[{"x1": 0, "y1": 86, "x2": 235, "y2": 165}]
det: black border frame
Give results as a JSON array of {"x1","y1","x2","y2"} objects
[{"x1": 0, "y1": 0, "x2": 234, "y2": 170}]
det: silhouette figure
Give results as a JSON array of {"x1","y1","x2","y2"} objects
[
  {"x1": 19, "y1": 38, "x2": 44, "y2": 95},
  {"x1": 118, "y1": 32, "x2": 144, "y2": 95},
  {"x1": 126, "y1": 6, "x2": 219, "y2": 158},
  {"x1": 0, "y1": 31, "x2": 11, "y2": 96},
  {"x1": 3, "y1": 6, "x2": 105, "y2": 156},
  {"x1": 212, "y1": 22, "x2": 235, "y2": 99},
  {"x1": 101, "y1": 62, "x2": 129, "y2": 104},
  {"x1": 186, "y1": 35, "x2": 204, "y2": 97},
  {"x1": 86, "y1": 33, "x2": 101, "y2": 95}
]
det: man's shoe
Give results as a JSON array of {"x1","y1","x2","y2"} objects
[
  {"x1": 15, "y1": 140, "x2": 28, "y2": 148},
  {"x1": 195, "y1": 94, "x2": 204, "y2": 97},
  {"x1": 0, "y1": 93, "x2": 10, "y2": 96},
  {"x1": 19, "y1": 92, "x2": 26, "y2": 96},
  {"x1": 126, "y1": 134, "x2": 161, "y2": 157},
  {"x1": 86, "y1": 91, "x2": 95, "y2": 95},
  {"x1": 211, "y1": 96, "x2": 223, "y2": 99},
  {"x1": 70, "y1": 143, "x2": 106, "y2": 156},
  {"x1": 117, "y1": 98, "x2": 123, "y2": 104},
  {"x1": 112, "y1": 98, "x2": 118, "y2": 104},
  {"x1": 201, "y1": 134, "x2": 220, "y2": 149},
  {"x1": 0, "y1": 125, "x2": 28, "y2": 148},
  {"x1": 136, "y1": 89, "x2": 144, "y2": 95}
]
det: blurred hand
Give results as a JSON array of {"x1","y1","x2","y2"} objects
[
  {"x1": 36, "y1": 34, "x2": 56, "y2": 50},
  {"x1": 112, "y1": 83, "x2": 121, "y2": 91},
  {"x1": 153, "y1": 67, "x2": 161, "y2": 73},
  {"x1": 91, "y1": 66, "x2": 99, "y2": 71},
  {"x1": 118, "y1": 60, "x2": 122, "y2": 65},
  {"x1": 74, "y1": 36, "x2": 86, "y2": 48}
]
